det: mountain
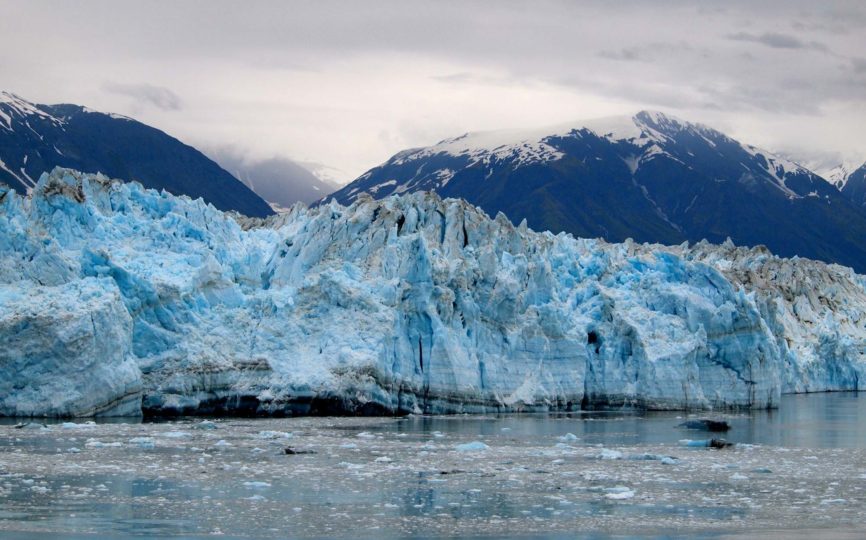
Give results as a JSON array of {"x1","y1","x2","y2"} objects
[
  {"x1": 818, "y1": 161, "x2": 862, "y2": 190},
  {"x1": 2, "y1": 169, "x2": 865, "y2": 416},
  {"x1": 792, "y1": 156, "x2": 866, "y2": 208},
  {"x1": 0, "y1": 91, "x2": 273, "y2": 217},
  {"x1": 806, "y1": 158, "x2": 866, "y2": 208},
  {"x1": 327, "y1": 111, "x2": 866, "y2": 272},
  {"x1": 836, "y1": 161, "x2": 866, "y2": 207},
  {"x1": 207, "y1": 150, "x2": 339, "y2": 209}
]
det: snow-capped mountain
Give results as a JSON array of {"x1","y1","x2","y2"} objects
[
  {"x1": 835, "y1": 161, "x2": 866, "y2": 206},
  {"x1": 2, "y1": 169, "x2": 865, "y2": 417},
  {"x1": 819, "y1": 161, "x2": 862, "y2": 190},
  {"x1": 789, "y1": 156, "x2": 866, "y2": 209},
  {"x1": 327, "y1": 111, "x2": 866, "y2": 272},
  {"x1": 0, "y1": 91, "x2": 273, "y2": 217}
]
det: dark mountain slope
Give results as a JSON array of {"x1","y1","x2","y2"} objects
[{"x1": 0, "y1": 92, "x2": 273, "y2": 217}]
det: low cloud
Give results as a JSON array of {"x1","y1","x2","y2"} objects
[
  {"x1": 726, "y1": 32, "x2": 828, "y2": 52},
  {"x1": 598, "y1": 41, "x2": 695, "y2": 63},
  {"x1": 4, "y1": 1, "x2": 864, "y2": 175},
  {"x1": 102, "y1": 82, "x2": 182, "y2": 111}
]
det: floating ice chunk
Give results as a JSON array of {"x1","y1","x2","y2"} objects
[
  {"x1": 356, "y1": 432, "x2": 376, "y2": 439},
  {"x1": 160, "y1": 431, "x2": 191, "y2": 439},
  {"x1": 256, "y1": 431, "x2": 293, "y2": 439},
  {"x1": 374, "y1": 456, "x2": 393, "y2": 463},
  {"x1": 455, "y1": 441, "x2": 489, "y2": 452},
  {"x1": 593, "y1": 448, "x2": 624, "y2": 460},
  {"x1": 194, "y1": 420, "x2": 218, "y2": 430},
  {"x1": 559, "y1": 433, "x2": 579, "y2": 442},
  {"x1": 679, "y1": 438, "x2": 734, "y2": 448},
  {"x1": 67, "y1": 447, "x2": 81, "y2": 453},
  {"x1": 604, "y1": 487, "x2": 635, "y2": 500},
  {"x1": 129, "y1": 437, "x2": 155, "y2": 449},
  {"x1": 213, "y1": 440, "x2": 232, "y2": 447},
  {"x1": 85, "y1": 439, "x2": 122, "y2": 448},
  {"x1": 18, "y1": 423, "x2": 49, "y2": 430},
  {"x1": 729, "y1": 473, "x2": 749, "y2": 481},
  {"x1": 242, "y1": 481, "x2": 271, "y2": 488},
  {"x1": 60, "y1": 422, "x2": 96, "y2": 429},
  {"x1": 627, "y1": 453, "x2": 678, "y2": 464}
]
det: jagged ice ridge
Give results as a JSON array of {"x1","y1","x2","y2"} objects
[{"x1": 1, "y1": 169, "x2": 864, "y2": 417}]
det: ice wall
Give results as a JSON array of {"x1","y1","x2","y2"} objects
[{"x1": 0, "y1": 169, "x2": 863, "y2": 417}]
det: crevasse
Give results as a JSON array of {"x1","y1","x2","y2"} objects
[{"x1": 1, "y1": 169, "x2": 864, "y2": 417}]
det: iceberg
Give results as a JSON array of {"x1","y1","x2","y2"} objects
[
  {"x1": 455, "y1": 441, "x2": 490, "y2": 452},
  {"x1": 1, "y1": 169, "x2": 864, "y2": 417}
]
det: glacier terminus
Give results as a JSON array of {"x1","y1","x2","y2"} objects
[{"x1": 1, "y1": 169, "x2": 865, "y2": 418}]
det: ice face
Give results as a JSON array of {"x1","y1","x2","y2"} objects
[
  {"x1": 0, "y1": 168, "x2": 863, "y2": 417},
  {"x1": 0, "y1": 279, "x2": 141, "y2": 417}
]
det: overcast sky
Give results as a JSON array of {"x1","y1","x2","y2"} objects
[{"x1": 2, "y1": 0, "x2": 864, "y2": 182}]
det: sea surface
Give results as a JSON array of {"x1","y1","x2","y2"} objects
[{"x1": 1, "y1": 392, "x2": 864, "y2": 539}]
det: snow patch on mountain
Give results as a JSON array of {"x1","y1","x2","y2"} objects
[
  {"x1": 823, "y1": 161, "x2": 866, "y2": 190},
  {"x1": 80, "y1": 106, "x2": 133, "y2": 121},
  {"x1": 388, "y1": 111, "x2": 694, "y2": 171},
  {"x1": 0, "y1": 92, "x2": 65, "y2": 129},
  {"x1": 786, "y1": 154, "x2": 866, "y2": 191},
  {"x1": 741, "y1": 145, "x2": 811, "y2": 199},
  {"x1": 392, "y1": 127, "x2": 566, "y2": 169},
  {"x1": 579, "y1": 114, "x2": 645, "y2": 141}
]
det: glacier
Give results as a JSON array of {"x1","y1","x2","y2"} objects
[{"x1": 1, "y1": 168, "x2": 864, "y2": 417}]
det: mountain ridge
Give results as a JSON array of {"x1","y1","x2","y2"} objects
[
  {"x1": 0, "y1": 91, "x2": 274, "y2": 217},
  {"x1": 327, "y1": 110, "x2": 866, "y2": 272}
]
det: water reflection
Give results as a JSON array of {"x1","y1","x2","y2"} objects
[
  {"x1": 1, "y1": 392, "x2": 863, "y2": 449},
  {"x1": 356, "y1": 392, "x2": 866, "y2": 449}
]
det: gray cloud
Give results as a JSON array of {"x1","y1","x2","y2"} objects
[
  {"x1": 0, "y1": 0, "x2": 864, "y2": 178},
  {"x1": 598, "y1": 41, "x2": 697, "y2": 62},
  {"x1": 102, "y1": 82, "x2": 183, "y2": 111},
  {"x1": 726, "y1": 31, "x2": 829, "y2": 52}
]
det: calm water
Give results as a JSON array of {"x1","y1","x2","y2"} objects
[
  {"x1": 348, "y1": 391, "x2": 866, "y2": 449},
  {"x1": 0, "y1": 392, "x2": 864, "y2": 539}
]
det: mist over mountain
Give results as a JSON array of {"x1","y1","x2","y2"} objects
[{"x1": 207, "y1": 148, "x2": 339, "y2": 209}]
